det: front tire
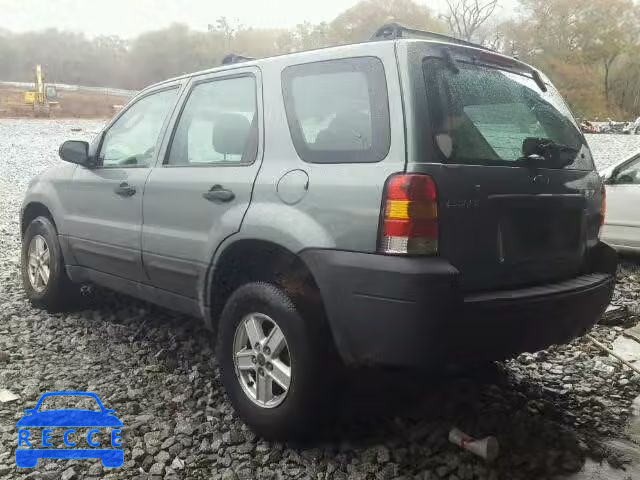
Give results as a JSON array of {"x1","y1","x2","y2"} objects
[
  {"x1": 15, "y1": 450, "x2": 38, "y2": 468},
  {"x1": 217, "y1": 282, "x2": 340, "y2": 440},
  {"x1": 21, "y1": 216, "x2": 77, "y2": 311}
]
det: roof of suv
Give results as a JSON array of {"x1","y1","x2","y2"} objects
[
  {"x1": 146, "y1": 39, "x2": 397, "y2": 90},
  {"x1": 144, "y1": 34, "x2": 539, "y2": 93}
]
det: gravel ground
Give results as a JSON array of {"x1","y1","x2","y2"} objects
[
  {"x1": 0, "y1": 121, "x2": 640, "y2": 480},
  {"x1": 586, "y1": 134, "x2": 640, "y2": 170}
]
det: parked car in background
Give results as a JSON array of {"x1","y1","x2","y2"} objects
[
  {"x1": 19, "y1": 24, "x2": 616, "y2": 439},
  {"x1": 601, "y1": 150, "x2": 640, "y2": 252}
]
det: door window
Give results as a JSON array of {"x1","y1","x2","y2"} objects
[
  {"x1": 166, "y1": 76, "x2": 258, "y2": 166},
  {"x1": 99, "y1": 88, "x2": 178, "y2": 167}
]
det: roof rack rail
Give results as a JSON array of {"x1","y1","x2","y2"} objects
[
  {"x1": 221, "y1": 54, "x2": 255, "y2": 66},
  {"x1": 370, "y1": 23, "x2": 493, "y2": 52}
]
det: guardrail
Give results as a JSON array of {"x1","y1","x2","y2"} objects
[{"x1": 0, "y1": 80, "x2": 137, "y2": 98}]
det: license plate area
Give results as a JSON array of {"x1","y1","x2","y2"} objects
[
  {"x1": 490, "y1": 194, "x2": 586, "y2": 264},
  {"x1": 500, "y1": 206, "x2": 582, "y2": 260}
]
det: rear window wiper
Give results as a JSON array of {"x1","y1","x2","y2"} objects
[{"x1": 517, "y1": 138, "x2": 579, "y2": 168}]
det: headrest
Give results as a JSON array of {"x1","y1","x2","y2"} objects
[{"x1": 212, "y1": 113, "x2": 251, "y2": 155}]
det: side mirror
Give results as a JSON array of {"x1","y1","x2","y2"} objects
[
  {"x1": 23, "y1": 408, "x2": 35, "y2": 414},
  {"x1": 605, "y1": 167, "x2": 622, "y2": 185},
  {"x1": 59, "y1": 140, "x2": 92, "y2": 166}
]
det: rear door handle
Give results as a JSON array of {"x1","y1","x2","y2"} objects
[
  {"x1": 203, "y1": 185, "x2": 235, "y2": 203},
  {"x1": 114, "y1": 182, "x2": 136, "y2": 197}
]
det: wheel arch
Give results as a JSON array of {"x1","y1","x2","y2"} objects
[
  {"x1": 204, "y1": 239, "x2": 328, "y2": 335},
  {"x1": 21, "y1": 202, "x2": 57, "y2": 238}
]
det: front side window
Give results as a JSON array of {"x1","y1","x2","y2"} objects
[
  {"x1": 282, "y1": 57, "x2": 390, "y2": 164},
  {"x1": 99, "y1": 88, "x2": 178, "y2": 167},
  {"x1": 424, "y1": 58, "x2": 592, "y2": 170},
  {"x1": 167, "y1": 76, "x2": 257, "y2": 166}
]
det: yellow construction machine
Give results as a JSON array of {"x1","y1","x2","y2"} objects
[{"x1": 23, "y1": 65, "x2": 59, "y2": 117}]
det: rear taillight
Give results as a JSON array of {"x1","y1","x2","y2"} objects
[{"x1": 379, "y1": 174, "x2": 438, "y2": 255}]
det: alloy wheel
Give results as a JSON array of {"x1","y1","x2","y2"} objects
[
  {"x1": 232, "y1": 312, "x2": 291, "y2": 408},
  {"x1": 27, "y1": 235, "x2": 50, "y2": 293}
]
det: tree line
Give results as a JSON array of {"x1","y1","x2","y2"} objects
[{"x1": 0, "y1": 0, "x2": 638, "y2": 118}]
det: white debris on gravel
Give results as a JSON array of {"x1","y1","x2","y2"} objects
[
  {"x1": 0, "y1": 119, "x2": 640, "y2": 479},
  {"x1": 0, "y1": 390, "x2": 19, "y2": 404}
]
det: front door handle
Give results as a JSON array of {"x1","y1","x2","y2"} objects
[
  {"x1": 203, "y1": 185, "x2": 235, "y2": 203},
  {"x1": 114, "y1": 182, "x2": 136, "y2": 197}
]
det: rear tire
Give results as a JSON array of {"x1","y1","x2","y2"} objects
[
  {"x1": 217, "y1": 282, "x2": 341, "y2": 440},
  {"x1": 21, "y1": 216, "x2": 77, "y2": 311}
]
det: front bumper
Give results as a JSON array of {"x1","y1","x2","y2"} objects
[{"x1": 300, "y1": 243, "x2": 616, "y2": 368}]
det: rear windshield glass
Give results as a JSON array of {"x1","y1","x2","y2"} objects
[{"x1": 423, "y1": 57, "x2": 593, "y2": 170}]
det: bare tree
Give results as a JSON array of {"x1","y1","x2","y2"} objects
[
  {"x1": 444, "y1": 0, "x2": 499, "y2": 42},
  {"x1": 210, "y1": 17, "x2": 236, "y2": 51}
]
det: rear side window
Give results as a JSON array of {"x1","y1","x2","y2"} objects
[
  {"x1": 282, "y1": 57, "x2": 390, "y2": 164},
  {"x1": 423, "y1": 57, "x2": 592, "y2": 170}
]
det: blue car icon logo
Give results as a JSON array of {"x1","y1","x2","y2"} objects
[{"x1": 15, "y1": 391, "x2": 123, "y2": 468}]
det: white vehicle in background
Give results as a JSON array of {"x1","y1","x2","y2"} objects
[{"x1": 601, "y1": 150, "x2": 640, "y2": 252}]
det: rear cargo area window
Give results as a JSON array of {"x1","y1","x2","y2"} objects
[
  {"x1": 282, "y1": 57, "x2": 390, "y2": 164},
  {"x1": 423, "y1": 57, "x2": 592, "y2": 170}
]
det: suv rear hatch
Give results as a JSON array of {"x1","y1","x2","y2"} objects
[{"x1": 399, "y1": 42, "x2": 604, "y2": 291}]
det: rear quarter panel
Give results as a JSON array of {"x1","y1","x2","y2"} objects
[{"x1": 237, "y1": 43, "x2": 407, "y2": 254}]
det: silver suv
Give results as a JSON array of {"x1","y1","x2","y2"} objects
[{"x1": 20, "y1": 25, "x2": 616, "y2": 439}]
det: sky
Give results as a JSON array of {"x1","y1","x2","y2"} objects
[{"x1": 0, "y1": 0, "x2": 509, "y2": 38}]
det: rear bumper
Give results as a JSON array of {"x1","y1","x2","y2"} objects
[
  {"x1": 300, "y1": 243, "x2": 616, "y2": 368},
  {"x1": 15, "y1": 449, "x2": 124, "y2": 468}
]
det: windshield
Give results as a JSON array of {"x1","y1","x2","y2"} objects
[
  {"x1": 423, "y1": 57, "x2": 593, "y2": 170},
  {"x1": 37, "y1": 395, "x2": 101, "y2": 412}
]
